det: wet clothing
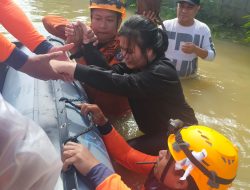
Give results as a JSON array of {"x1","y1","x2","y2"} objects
[
  {"x1": 74, "y1": 45, "x2": 198, "y2": 136},
  {"x1": 127, "y1": 133, "x2": 168, "y2": 155},
  {"x1": 42, "y1": 15, "x2": 130, "y2": 117},
  {"x1": 86, "y1": 125, "x2": 156, "y2": 190},
  {"x1": 83, "y1": 40, "x2": 130, "y2": 117},
  {"x1": 0, "y1": 0, "x2": 52, "y2": 69},
  {"x1": 163, "y1": 18, "x2": 216, "y2": 78},
  {"x1": 88, "y1": 124, "x2": 199, "y2": 190}
]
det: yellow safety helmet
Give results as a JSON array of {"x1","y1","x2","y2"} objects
[
  {"x1": 167, "y1": 120, "x2": 238, "y2": 190},
  {"x1": 89, "y1": 0, "x2": 126, "y2": 19}
]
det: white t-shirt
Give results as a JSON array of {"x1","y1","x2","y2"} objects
[{"x1": 163, "y1": 18, "x2": 216, "y2": 78}]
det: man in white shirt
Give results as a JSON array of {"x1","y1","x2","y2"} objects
[{"x1": 163, "y1": 0, "x2": 216, "y2": 78}]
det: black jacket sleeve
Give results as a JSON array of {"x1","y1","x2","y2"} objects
[
  {"x1": 83, "y1": 44, "x2": 110, "y2": 69},
  {"x1": 74, "y1": 59, "x2": 179, "y2": 99},
  {"x1": 70, "y1": 43, "x2": 110, "y2": 69}
]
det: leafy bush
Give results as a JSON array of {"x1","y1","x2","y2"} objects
[
  {"x1": 242, "y1": 15, "x2": 250, "y2": 43},
  {"x1": 126, "y1": 0, "x2": 249, "y2": 44}
]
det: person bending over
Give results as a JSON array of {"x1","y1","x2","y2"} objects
[
  {"x1": 50, "y1": 15, "x2": 198, "y2": 154},
  {"x1": 42, "y1": 0, "x2": 130, "y2": 116},
  {"x1": 63, "y1": 103, "x2": 238, "y2": 190}
]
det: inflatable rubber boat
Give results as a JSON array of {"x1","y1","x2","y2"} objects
[{"x1": 0, "y1": 38, "x2": 114, "y2": 190}]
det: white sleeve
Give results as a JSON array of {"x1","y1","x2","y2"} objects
[{"x1": 202, "y1": 25, "x2": 216, "y2": 61}]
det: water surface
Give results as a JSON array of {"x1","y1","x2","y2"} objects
[{"x1": 1, "y1": 0, "x2": 250, "y2": 189}]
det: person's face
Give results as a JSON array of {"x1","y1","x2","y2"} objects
[
  {"x1": 119, "y1": 36, "x2": 148, "y2": 69},
  {"x1": 154, "y1": 150, "x2": 189, "y2": 190},
  {"x1": 90, "y1": 9, "x2": 121, "y2": 43},
  {"x1": 176, "y1": 2, "x2": 200, "y2": 26}
]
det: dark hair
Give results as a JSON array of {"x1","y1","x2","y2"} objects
[{"x1": 118, "y1": 15, "x2": 168, "y2": 57}]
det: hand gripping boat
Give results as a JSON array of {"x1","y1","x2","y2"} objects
[{"x1": 0, "y1": 38, "x2": 114, "y2": 190}]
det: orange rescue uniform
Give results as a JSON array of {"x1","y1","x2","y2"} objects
[
  {"x1": 43, "y1": 15, "x2": 130, "y2": 117},
  {"x1": 86, "y1": 126, "x2": 157, "y2": 190},
  {"x1": 0, "y1": 0, "x2": 52, "y2": 68}
]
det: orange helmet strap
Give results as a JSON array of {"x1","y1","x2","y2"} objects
[{"x1": 173, "y1": 131, "x2": 236, "y2": 188}]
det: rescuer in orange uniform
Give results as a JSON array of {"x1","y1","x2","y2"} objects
[
  {"x1": 63, "y1": 103, "x2": 239, "y2": 190},
  {"x1": 42, "y1": 0, "x2": 130, "y2": 117}
]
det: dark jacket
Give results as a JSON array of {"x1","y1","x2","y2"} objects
[{"x1": 74, "y1": 46, "x2": 197, "y2": 134}]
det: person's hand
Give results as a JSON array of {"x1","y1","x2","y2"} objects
[
  {"x1": 20, "y1": 51, "x2": 74, "y2": 81},
  {"x1": 49, "y1": 59, "x2": 77, "y2": 80},
  {"x1": 143, "y1": 10, "x2": 158, "y2": 24},
  {"x1": 181, "y1": 42, "x2": 197, "y2": 54},
  {"x1": 65, "y1": 23, "x2": 83, "y2": 48},
  {"x1": 79, "y1": 103, "x2": 108, "y2": 126},
  {"x1": 76, "y1": 21, "x2": 98, "y2": 46},
  {"x1": 63, "y1": 142, "x2": 100, "y2": 175},
  {"x1": 48, "y1": 43, "x2": 74, "y2": 61}
]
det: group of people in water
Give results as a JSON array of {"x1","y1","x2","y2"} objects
[{"x1": 0, "y1": 0, "x2": 238, "y2": 189}]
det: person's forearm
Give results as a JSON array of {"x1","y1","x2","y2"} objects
[
  {"x1": 204, "y1": 49, "x2": 216, "y2": 61},
  {"x1": 75, "y1": 43, "x2": 110, "y2": 69},
  {"x1": 73, "y1": 63, "x2": 161, "y2": 98},
  {"x1": 19, "y1": 53, "x2": 64, "y2": 80},
  {"x1": 1, "y1": 47, "x2": 28, "y2": 70},
  {"x1": 87, "y1": 165, "x2": 131, "y2": 190},
  {"x1": 101, "y1": 126, "x2": 156, "y2": 174},
  {"x1": 0, "y1": 32, "x2": 28, "y2": 69},
  {"x1": 201, "y1": 34, "x2": 216, "y2": 61},
  {"x1": 194, "y1": 46, "x2": 208, "y2": 59},
  {"x1": 86, "y1": 163, "x2": 116, "y2": 189},
  {"x1": 73, "y1": 64, "x2": 124, "y2": 94},
  {"x1": 95, "y1": 173, "x2": 131, "y2": 190}
]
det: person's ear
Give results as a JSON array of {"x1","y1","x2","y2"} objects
[
  {"x1": 196, "y1": 5, "x2": 201, "y2": 12},
  {"x1": 146, "y1": 48, "x2": 154, "y2": 60}
]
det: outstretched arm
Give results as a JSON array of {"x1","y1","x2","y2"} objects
[
  {"x1": 79, "y1": 103, "x2": 156, "y2": 175},
  {"x1": 19, "y1": 51, "x2": 73, "y2": 81},
  {"x1": 0, "y1": 32, "x2": 74, "y2": 80},
  {"x1": 0, "y1": 0, "x2": 74, "y2": 61},
  {"x1": 61, "y1": 103, "x2": 156, "y2": 189}
]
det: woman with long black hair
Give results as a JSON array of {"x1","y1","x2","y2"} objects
[{"x1": 51, "y1": 15, "x2": 198, "y2": 154}]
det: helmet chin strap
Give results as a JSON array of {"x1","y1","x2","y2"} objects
[
  {"x1": 175, "y1": 149, "x2": 207, "y2": 181},
  {"x1": 160, "y1": 156, "x2": 173, "y2": 183},
  {"x1": 173, "y1": 130, "x2": 235, "y2": 188}
]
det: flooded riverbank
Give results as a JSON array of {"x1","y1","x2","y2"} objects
[{"x1": 1, "y1": 0, "x2": 250, "y2": 188}]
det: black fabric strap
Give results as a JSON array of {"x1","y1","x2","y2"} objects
[{"x1": 97, "y1": 121, "x2": 113, "y2": 135}]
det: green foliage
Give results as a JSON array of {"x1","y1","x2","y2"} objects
[
  {"x1": 197, "y1": 0, "x2": 220, "y2": 22},
  {"x1": 158, "y1": 0, "x2": 176, "y2": 20},
  {"x1": 242, "y1": 15, "x2": 250, "y2": 43},
  {"x1": 126, "y1": 0, "x2": 249, "y2": 44}
]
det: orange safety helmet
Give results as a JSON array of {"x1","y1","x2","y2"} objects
[
  {"x1": 89, "y1": 0, "x2": 126, "y2": 19},
  {"x1": 167, "y1": 120, "x2": 238, "y2": 190}
]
